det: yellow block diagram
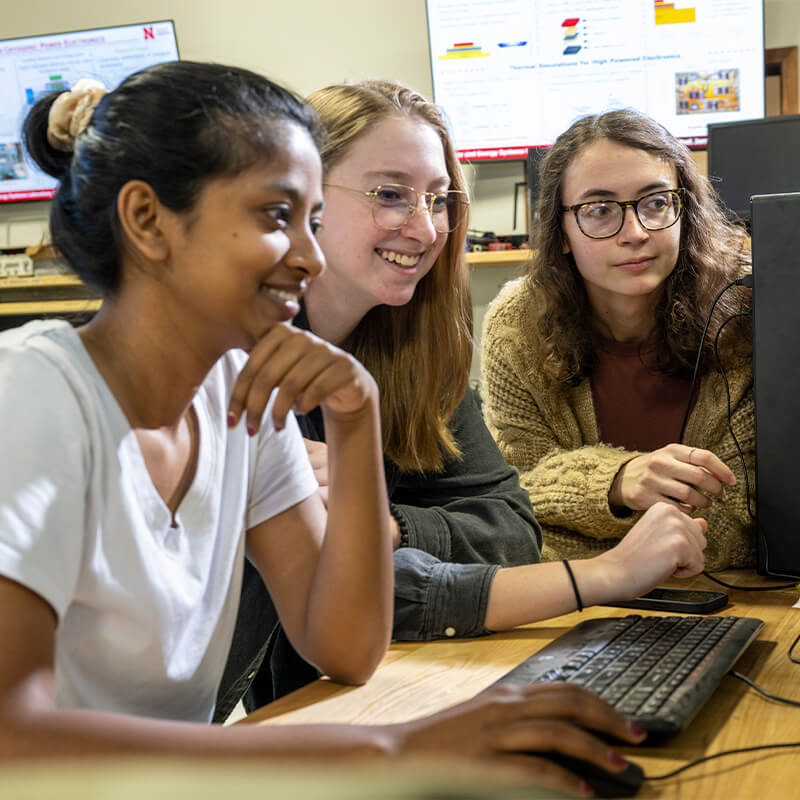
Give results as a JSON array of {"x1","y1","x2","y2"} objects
[
  {"x1": 655, "y1": 0, "x2": 696, "y2": 25},
  {"x1": 439, "y1": 42, "x2": 490, "y2": 60}
]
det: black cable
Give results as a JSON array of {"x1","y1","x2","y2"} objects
[
  {"x1": 678, "y1": 276, "x2": 749, "y2": 443},
  {"x1": 681, "y1": 276, "x2": 798, "y2": 592},
  {"x1": 730, "y1": 670, "x2": 800, "y2": 706},
  {"x1": 645, "y1": 657, "x2": 800, "y2": 782},
  {"x1": 645, "y1": 741, "x2": 800, "y2": 781},
  {"x1": 790, "y1": 631, "x2": 800, "y2": 665},
  {"x1": 701, "y1": 571, "x2": 798, "y2": 592},
  {"x1": 701, "y1": 307, "x2": 799, "y2": 590},
  {"x1": 698, "y1": 309, "x2": 792, "y2": 589},
  {"x1": 712, "y1": 310, "x2": 754, "y2": 519}
]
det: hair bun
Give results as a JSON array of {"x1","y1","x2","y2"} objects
[{"x1": 47, "y1": 78, "x2": 108, "y2": 152}]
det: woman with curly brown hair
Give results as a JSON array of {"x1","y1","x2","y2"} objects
[{"x1": 481, "y1": 108, "x2": 754, "y2": 570}]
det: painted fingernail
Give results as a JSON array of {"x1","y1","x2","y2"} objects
[
  {"x1": 628, "y1": 721, "x2": 645, "y2": 737},
  {"x1": 608, "y1": 750, "x2": 627, "y2": 767},
  {"x1": 227, "y1": 412, "x2": 237, "y2": 428},
  {"x1": 247, "y1": 424, "x2": 256, "y2": 436},
  {"x1": 581, "y1": 780, "x2": 594, "y2": 797}
]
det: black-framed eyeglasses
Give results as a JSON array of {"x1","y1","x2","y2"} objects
[
  {"x1": 324, "y1": 183, "x2": 470, "y2": 233},
  {"x1": 561, "y1": 188, "x2": 685, "y2": 239}
]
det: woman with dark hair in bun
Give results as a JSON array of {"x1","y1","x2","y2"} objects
[{"x1": 2, "y1": 57, "x2": 393, "y2": 745}]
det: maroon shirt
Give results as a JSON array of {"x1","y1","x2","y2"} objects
[{"x1": 591, "y1": 333, "x2": 692, "y2": 452}]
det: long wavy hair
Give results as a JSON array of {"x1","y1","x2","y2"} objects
[
  {"x1": 529, "y1": 109, "x2": 751, "y2": 385},
  {"x1": 308, "y1": 80, "x2": 472, "y2": 472}
]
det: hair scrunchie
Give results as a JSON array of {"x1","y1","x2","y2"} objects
[{"x1": 47, "y1": 78, "x2": 108, "y2": 152}]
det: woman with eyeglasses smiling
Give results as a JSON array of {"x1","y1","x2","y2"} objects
[
  {"x1": 481, "y1": 109, "x2": 754, "y2": 570},
  {"x1": 220, "y1": 88, "x2": 712, "y2": 727},
  {"x1": 218, "y1": 78, "x2": 542, "y2": 714}
]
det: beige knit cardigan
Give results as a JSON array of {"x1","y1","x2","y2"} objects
[{"x1": 481, "y1": 277, "x2": 755, "y2": 570}]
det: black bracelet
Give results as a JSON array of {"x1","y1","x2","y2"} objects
[
  {"x1": 563, "y1": 560, "x2": 583, "y2": 612},
  {"x1": 390, "y1": 503, "x2": 410, "y2": 548}
]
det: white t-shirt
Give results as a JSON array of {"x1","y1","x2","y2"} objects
[{"x1": 0, "y1": 320, "x2": 317, "y2": 722}]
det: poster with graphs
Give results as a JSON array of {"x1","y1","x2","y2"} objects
[
  {"x1": 0, "y1": 21, "x2": 179, "y2": 202},
  {"x1": 426, "y1": 0, "x2": 764, "y2": 159}
]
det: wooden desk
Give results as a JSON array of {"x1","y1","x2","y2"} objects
[{"x1": 243, "y1": 572, "x2": 800, "y2": 798}]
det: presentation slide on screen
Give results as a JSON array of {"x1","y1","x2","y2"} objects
[
  {"x1": 0, "y1": 21, "x2": 178, "y2": 202},
  {"x1": 426, "y1": 0, "x2": 765, "y2": 160}
]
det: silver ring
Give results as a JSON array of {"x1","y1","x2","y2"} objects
[{"x1": 688, "y1": 447, "x2": 696, "y2": 465}]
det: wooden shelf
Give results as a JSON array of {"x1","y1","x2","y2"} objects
[
  {"x1": 0, "y1": 299, "x2": 102, "y2": 316},
  {"x1": 0, "y1": 274, "x2": 100, "y2": 318},
  {"x1": 0, "y1": 274, "x2": 84, "y2": 289},
  {"x1": 466, "y1": 249, "x2": 531, "y2": 268}
]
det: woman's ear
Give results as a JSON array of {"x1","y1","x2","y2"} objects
[{"x1": 116, "y1": 180, "x2": 171, "y2": 263}]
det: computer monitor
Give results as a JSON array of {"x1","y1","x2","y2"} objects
[
  {"x1": 426, "y1": 0, "x2": 766, "y2": 162},
  {"x1": 1, "y1": 20, "x2": 180, "y2": 204},
  {"x1": 708, "y1": 116, "x2": 800, "y2": 223},
  {"x1": 750, "y1": 191, "x2": 800, "y2": 579}
]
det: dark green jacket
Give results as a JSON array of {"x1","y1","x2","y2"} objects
[{"x1": 214, "y1": 309, "x2": 541, "y2": 721}]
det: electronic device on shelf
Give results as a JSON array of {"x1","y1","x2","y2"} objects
[
  {"x1": 0, "y1": 20, "x2": 180, "y2": 205},
  {"x1": 485, "y1": 614, "x2": 763, "y2": 735}
]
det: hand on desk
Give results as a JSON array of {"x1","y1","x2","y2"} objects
[
  {"x1": 487, "y1": 503, "x2": 706, "y2": 630},
  {"x1": 589, "y1": 502, "x2": 707, "y2": 603},
  {"x1": 393, "y1": 682, "x2": 645, "y2": 797}
]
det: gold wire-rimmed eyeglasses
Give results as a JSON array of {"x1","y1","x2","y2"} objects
[
  {"x1": 561, "y1": 188, "x2": 685, "y2": 239},
  {"x1": 324, "y1": 183, "x2": 470, "y2": 233}
]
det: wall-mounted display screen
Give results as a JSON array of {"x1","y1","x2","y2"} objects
[
  {"x1": 0, "y1": 20, "x2": 179, "y2": 204},
  {"x1": 426, "y1": 0, "x2": 765, "y2": 161}
]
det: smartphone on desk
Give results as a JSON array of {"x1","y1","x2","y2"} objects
[{"x1": 604, "y1": 587, "x2": 728, "y2": 614}]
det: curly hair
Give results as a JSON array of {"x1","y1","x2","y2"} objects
[
  {"x1": 307, "y1": 80, "x2": 472, "y2": 472},
  {"x1": 528, "y1": 108, "x2": 751, "y2": 385}
]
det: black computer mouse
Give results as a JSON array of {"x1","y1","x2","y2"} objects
[{"x1": 541, "y1": 751, "x2": 645, "y2": 798}]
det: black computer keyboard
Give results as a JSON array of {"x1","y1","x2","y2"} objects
[{"x1": 488, "y1": 614, "x2": 763, "y2": 735}]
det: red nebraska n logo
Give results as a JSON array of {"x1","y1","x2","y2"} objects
[{"x1": 143, "y1": 26, "x2": 154, "y2": 40}]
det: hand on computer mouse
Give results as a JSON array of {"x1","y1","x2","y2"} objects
[
  {"x1": 541, "y1": 751, "x2": 645, "y2": 798},
  {"x1": 393, "y1": 682, "x2": 646, "y2": 797}
]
